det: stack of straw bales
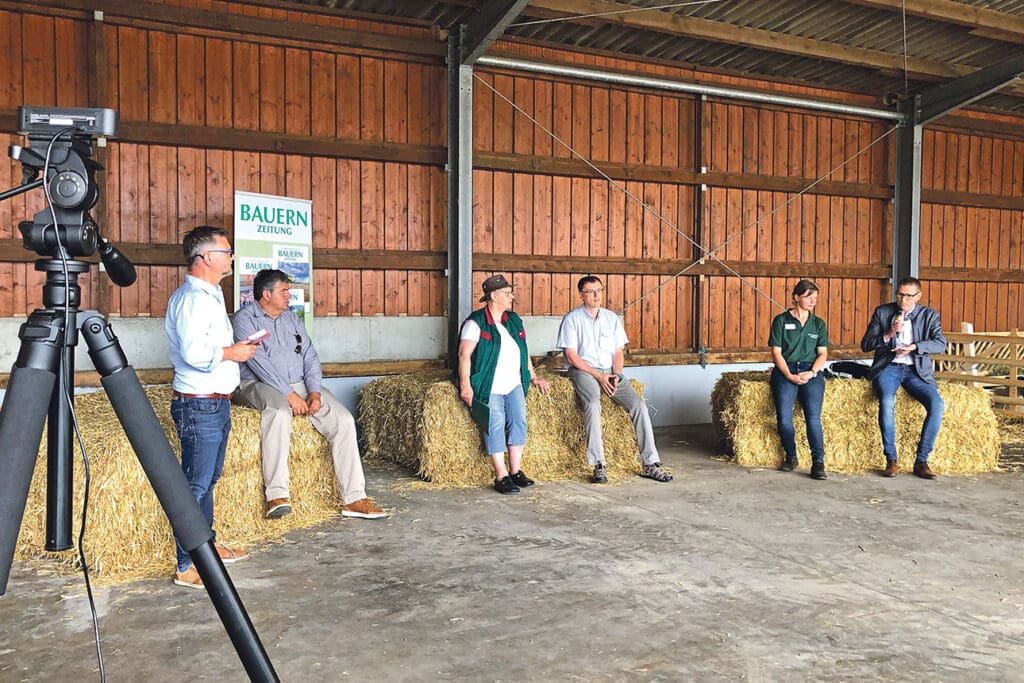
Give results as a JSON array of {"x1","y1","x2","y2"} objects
[
  {"x1": 13, "y1": 385, "x2": 341, "y2": 584},
  {"x1": 711, "y1": 371, "x2": 1000, "y2": 473},
  {"x1": 358, "y1": 371, "x2": 645, "y2": 486}
]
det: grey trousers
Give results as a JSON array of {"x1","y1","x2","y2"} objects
[
  {"x1": 568, "y1": 367, "x2": 659, "y2": 466},
  {"x1": 236, "y1": 380, "x2": 367, "y2": 505}
]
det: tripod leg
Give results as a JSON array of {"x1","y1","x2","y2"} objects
[
  {"x1": 81, "y1": 314, "x2": 278, "y2": 682},
  {"x1": 0, "y1": 365, "x2": 57, "y2": 595}
]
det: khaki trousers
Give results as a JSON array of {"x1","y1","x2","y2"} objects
[{"x1": 236, "y1": 380, "x2": 367, "y2": 505}]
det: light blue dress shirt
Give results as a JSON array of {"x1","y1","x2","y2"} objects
[{"x1": 165, "y1": 275, "x2": 239, "y2": 394}]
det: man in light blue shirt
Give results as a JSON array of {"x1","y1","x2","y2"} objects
[
  {"x1": 557, "y1": 276, "x2": 671, "y2": 484},
  {"x1": 165, "y1": 225, "x2": 257, "y2": 589}
]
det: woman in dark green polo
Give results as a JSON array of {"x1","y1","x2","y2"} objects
[{"x1": 768, "y1": 279, "x2": 829, "y2": 480}]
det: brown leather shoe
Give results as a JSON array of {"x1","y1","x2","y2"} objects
[
  {"x1": 215, "y1": 542, "x2": 249, "y2": 564},
  {"x1": 341, "y1": 497, "x2": 388, "y2": 519},
  {"x1": 913, "y1": 462, "x2": 937, "y2": 479},
  {"x1": 173, "y1": 565, "x2": 204, "y2": 590},
  {"x1": 266, "y1": 497, "x2": 292, "y2": 519},
  {"x1": 883, "y1": 460, "x2": 899, "y2": 477}
]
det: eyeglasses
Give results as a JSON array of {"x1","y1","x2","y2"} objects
[
  {"x1": 895, "y1": 292, "x2": 920, "y2": 299},
  {"x1": 294, "y1": 333, "x2": 302, "y2": 354},
  {"x1": 581, "y1": 288, "x2": 604, "y2": 295},
  {"x1": 204, "y1": 249, "x2": 234, "y2": 257}
]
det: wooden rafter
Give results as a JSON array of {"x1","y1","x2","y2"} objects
[{"x1": 526, "y1": 0, "x2": 975, "y2": 82}]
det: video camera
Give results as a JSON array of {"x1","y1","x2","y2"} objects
[{"x1": 5, "y1": 105, "x2": 134, "y2": 285}]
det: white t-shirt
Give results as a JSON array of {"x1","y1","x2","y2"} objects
[
  {"x1": 892, "y1": 304, "x2": 916, "y2": 366},
  {"x1": 461, "y1": 318, "x2": 523, "y2": 395}
]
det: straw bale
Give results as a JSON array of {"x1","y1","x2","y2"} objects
[
  {"x1": 997, "y1": 416, "x2": 1024, "y2": 471},
  {"x1": 997, "y1": 416, "x2": 1024, "y2": 444},
  {"x1": 711, "y1": 372, "x2": 999, "y2": 473},
  {"x1": 12, "y1": 385, "x2": 341, "y2": 584},
  {"x1": 359, "y1": 371, "x2": 645, "y2": 486}
]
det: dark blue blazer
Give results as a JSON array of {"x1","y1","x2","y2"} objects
[{"x1": 859, "y1": 302, "x2": 947, "y2": 382}]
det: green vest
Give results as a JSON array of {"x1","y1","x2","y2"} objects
[{"x1": 455, "y1": 307, "x2": 531, "y2": 428}]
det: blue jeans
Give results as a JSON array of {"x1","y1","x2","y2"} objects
[
  {"x1": 484, "y1": 385, "x2": 527, "y2": 455},
  {"x1": 873, "y1": 363, "x2": 945, "y2": 463},
  {"x1": 770, "y1": 363, "x2": 826, "y2": 464},
  {"x1": 171, "y1": 396, "x2": 231, "y2": 572}
]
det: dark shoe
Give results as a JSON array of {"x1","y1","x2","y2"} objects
[
  {"x1": 780, "y1": 458, "x2": 798, "y2": 472},
  {"x1": 810, "y1": 462, "x2": 827, "y2": 480},
  {"x1": 913, "y1": 462, "x2": 937, "y2": 480},
  {"x1": 591, "y1": 464, "x2": 608, "y2": 484},
  {"x1": 509, "y1": 470, "x2": 534, "y2": 487},
  {"x1": 266, "y1": 497, "x2": 292, "y2": 519},
  {"x1": 883, "y1": 460, "x2": 899, "y2": 478},
  {"x1": 640, "y1": 463, "x2": 673, "y2": 482},
  {"x1": 494, "y1": 475, "x2": 520, "y2": 494}
]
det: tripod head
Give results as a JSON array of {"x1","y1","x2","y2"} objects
[{"x1": 4, "y1": 106, "x2": 135, "y2": 287}]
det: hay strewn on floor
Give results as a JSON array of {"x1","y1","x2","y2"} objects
[
  {"x1": 358, "y1": 371, "x2": 645, "y2": 486},
  {"x1": 711, "y1": 371, "x2": 1000, "y2": 473},
  {"x1": 12, "y1": 385, "x2": 341, "y2": 584}
]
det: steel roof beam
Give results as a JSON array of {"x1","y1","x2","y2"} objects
[
  {"x1": 914, "y1": 55, "x2": 1024, "y2": 125},
  {"x1": 459, "y1": 0, "x2": 530, "y2": 65}
]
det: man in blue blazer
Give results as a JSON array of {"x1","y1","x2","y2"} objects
[{"x1": 860, "y1": 277, "x2": 946, "y2": 479}]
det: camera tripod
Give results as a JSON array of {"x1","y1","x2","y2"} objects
[{"x1": 0, "y1": 108, "x2": 278, "y2": 681}]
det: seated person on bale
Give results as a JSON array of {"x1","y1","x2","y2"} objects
[
  {"x1": 455, "y1": 274, "x2": 550, "y2": 495},
  {"x1": 232, "y1": 269, "x2": 386, "y2": 519},
  {"x1": 860, "y1": 276, "x2": 946, "y2": 480},
  {"x1": 556, "y1": 275, "x2": 672, "y2": 484},
  {"x1": 768, "y1": 279, "x2": 829, "y2": 481}
]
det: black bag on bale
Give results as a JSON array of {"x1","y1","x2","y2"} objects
[{"x1": 828, "y1": 360, "x2": 871, "y2": 379}]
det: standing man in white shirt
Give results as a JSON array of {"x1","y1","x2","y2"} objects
[
  {"x1": 165, "y1": 226, "x2": 258, "y2": 589},
  {"x1": 556, "y1": 276, "x2": 672, "y2": 484}
]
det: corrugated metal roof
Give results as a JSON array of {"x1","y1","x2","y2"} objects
[{"x1": 291, "y1": 0, "x2": 1024, "y2": 115}]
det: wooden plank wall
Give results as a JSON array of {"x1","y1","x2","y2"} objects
[
  {"x1": 0, "y1": 2, "x2": 448, "y2": 319},
  {"x1": 473, "y1": 49, "x2": 895, "y2": 349},
  {"x1": 472, "y1": 72, "x2": 696, "y2": 349},
  {"x1": 919, "y1": 128, "x2": 1024, "y2": 333},
  {"x1": 1, "y1": 0, "x2": 1023, "y2": 359},
  {"x1": 0, "y1": 13, "x2": 93, "y2": 315},
  {"x1": 701, "y1": 102, "x2": 890, "y2": 349}
]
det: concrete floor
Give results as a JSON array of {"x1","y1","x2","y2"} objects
[{"x1": 2, "y1": 425, "x2": 1024, "y2": 682}]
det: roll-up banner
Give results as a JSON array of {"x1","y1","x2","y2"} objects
[{"x1": 233, "y1": 190, "x2": 314, "y2": 334}]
